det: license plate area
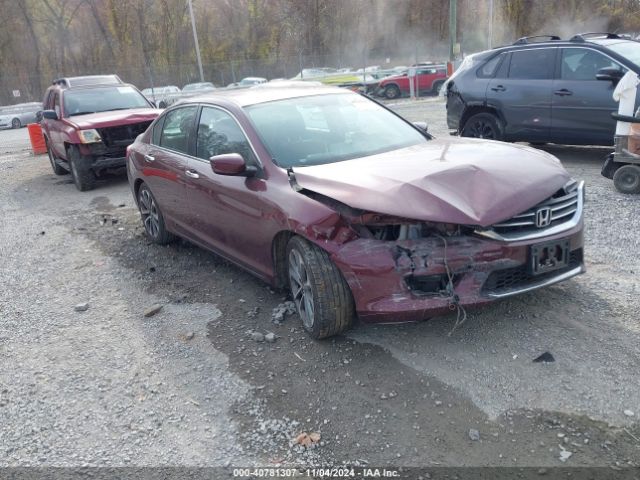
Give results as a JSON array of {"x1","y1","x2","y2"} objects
[{"x1": 530, "y1": 240, "x2": 570, "y2": 275}]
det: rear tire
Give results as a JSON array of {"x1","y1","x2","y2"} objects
[
  {"x1": 68, "y1": 145, "x2": 96, "y2": 191},
  {"x1": 384, "y1": 84, "x2": 401, "y2": 100},
  {"x1": 137, "y1": 183, "x2": 174, "y2": 244},
  {"x1": 431, "y1": 80, "x2": 444, "y2": 94},
  {"x1": 45, "y1": 138, "x2": 67, "y2": 176},
  {"x1": 286, "y1": 236, "x2": 354, "y2": 339},
  {"x1": 11, "y1": 118, "x2": 21, "y2": 129},
  {"x1": 613, "y1": 164, "x2": 640, "y2": 194},
  {"x1": 461, "y1": 112, "x2": 504, "y2": 141}
]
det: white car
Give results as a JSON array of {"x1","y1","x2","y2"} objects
[{"x1": 0, "y1": 102, "x2": 41, "y2": 129}]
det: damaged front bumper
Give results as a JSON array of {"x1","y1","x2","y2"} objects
[{"x1": 330, "y1": 209, "x2": 585, "y2": 324}]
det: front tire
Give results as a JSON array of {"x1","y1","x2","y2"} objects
[
  {"x1": 461, "y1": 112, "x2": 504, "y2": 141},
  {"x1": 613, "y1": 164, "x2": 640, "y2": 194},
  {"x1": 11, "y1": 118, "x2": 21, "y2": 129},
  {"x1": 68, "y1": 145, "x2": 96, "y2": 191},
  {"x1": 287, "y1": 236, "x2": 354, "y2": 339},
  {"x1": 137, "y1": 183, "x2": 174, "y2": 244}
]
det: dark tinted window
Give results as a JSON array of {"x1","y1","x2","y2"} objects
[
  {"x1": 477, "y1": 54, "x2": 504, "y2": 78},
  {"x1": 159, "y1": 106, "x2": 198, "y2": 154},
  {"x1": 560, "y1": 48, "x2": 625, "y2": 80},
  {"x1": 508, "y1": 48, "x2": 555, "y2": 79},
  {"x1": 196, "y1": 107, "x2": 256, "y2": 163}
]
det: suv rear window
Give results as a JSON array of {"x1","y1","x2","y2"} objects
[
  {"x1": 477, "y1": 54, "x2": 504, "y2": 78},
  {"x1": 508, "y1": 48, "x2": 555, "y2": 79}
]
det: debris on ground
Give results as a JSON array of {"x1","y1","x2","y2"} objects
[
  {"x1": 533, "y1": 352, "x2": 555, "y2": 363},
  {"x1": 143, "y1": 304, "x2": 163, "y2": 318},
  {"x1": 74, "y1": 302, "x2": 89, "y2": 312},
  {"x1": 247, "y1": 307, "x2": 260, "y2": 318},
  {"x1": 179, "y1": 331, "x2": 195, "y2": 341},
  {"x1": 623, "y1": 409, "x2": 635, "y2": 417},
  {"x1": 559, "y1": 446, "x2": 572, "y2": 462},
  {"x1": 265, "y1": 332, "x2": 276, "y2": 343},
  {"x1": 469, "y1": 428, "x2": 480, "y2": 441},
  {"x1": 250, "y1": 332, "x2": 265, "y2": 343},
  {"x1": 294, "y1": 431, "x2": 321, "y2": 448},
  {"x1": 272, "y1": 301, "x2": 296, "y2": 324}
]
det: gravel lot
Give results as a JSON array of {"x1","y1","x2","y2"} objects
[{"x1": 0, "y1": 98, "x2": 639, "y2": 470}]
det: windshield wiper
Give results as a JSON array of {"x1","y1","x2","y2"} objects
[
  {"x1": 106, "y1": 107, "x2": 138, "y2": 111},
  {"x1": 68, "y1": 111, "x2": 96, "y2": 117}
]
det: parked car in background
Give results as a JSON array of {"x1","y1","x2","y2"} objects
[
  {"x1": 227, "y1": 77, "x2": 267, "y2": 88},
  {"x1": 126, "y1": 84, "x2": 584, "y2": 339},
  {"x1": 445, "y1": 33, "x2": 640, "y2": 145},
  {"x1": 377, "y1": 65, "x2": 448, "y2": 99},
  {"x1": 141, "y1": 85, "x2": 181, "y2": 108},
  {"x1": 0, "y1": 102, "x2": 41, "y2": 129},
  {"x1": 41, "y1": 75, "x2": 160, "y2": 191},
  {"x1": 183, "y1": 82, "x2": 216, "y2": 92}
]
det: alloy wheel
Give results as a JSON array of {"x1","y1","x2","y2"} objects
[
  {"x1": 467, "y1": 119, "x2": 495, "y2": 139},
  {"x1": 288, "y1": 248, "x2": 315, "y2": 329},
  {"x1": 138, "y1": 188, "x2": 161, "y2": 239}
]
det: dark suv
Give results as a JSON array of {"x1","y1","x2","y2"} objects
[
  {"x1": 445, "y1": 33, "x2": 640, "y2": 145},
  {"x1": 41, "y1": 75, "x2": 161, "y2": 191}
]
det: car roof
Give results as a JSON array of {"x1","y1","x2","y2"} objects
[
  {"x1": 174, "y1": 83, "x2": 349, "y2": 108},
  {"x1": 491, "y1": 33, "x2": 639, "y2": 53}
]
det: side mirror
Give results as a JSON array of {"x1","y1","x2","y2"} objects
[
  {"x1": 210, "y1": 153, "x2": 257, "y2": 177},
  {"x1": 413, "y1": 121, "x2": 428, "y2": 132},
  {"x1": 42, "y1": 110, "x2": 58, "y2": 120},
  {"x1": 596, "y1": 67, "x2": 624, "y2": 83}
]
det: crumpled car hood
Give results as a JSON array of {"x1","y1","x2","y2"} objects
[
  {"x1": 292, "y1": 138, "x2": 571, "y2": 227},
  {"x1": 66, "y1": 108, "x2": 161, "y2": 130}
]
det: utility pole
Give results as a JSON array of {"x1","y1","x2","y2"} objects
[
  {"x1": 449, "y1": 0, "x2": 457, "y2": 61},
  {"x1": 188, "y1": 0, "x2": 205, "y2": 82},
  {"x1": 488, "y1": 0, "x2": 494, "y2": 49}
]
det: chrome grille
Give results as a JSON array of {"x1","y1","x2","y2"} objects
[
  {"x1": 493, "y1": 188, "x2": 579, "y2": 230},
  {"x1": 475, "y1": 181, "x2": 584, "y2": 242}
]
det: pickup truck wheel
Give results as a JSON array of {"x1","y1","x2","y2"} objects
[
  {"x1": 11, "y1": 118, "x2": 21, "y2": 129},
  {"x1": 431, "y1": 80, "x2": 444, "y2": 94},
  {"x1": 384, "y1": 84, "x2": 401, "y2": 100},
  {"x1": 68, "y1": 145, "x2": 96, "y2": 191},
  {"x1": 137, "y1": 183, "x2": 174, "y2": 244},
  {"x1": 46, "y1": 138, "x2": 67, "y2": 176},
  {"x1": 461, "y1": 112, "x2": 504, "y2": 141},
  {"x1": 287, "y1": 236, "x2": 354, "y2": 339},
  {"x1": 613, "y1": 164, "x2": 640, "y2": 194}
]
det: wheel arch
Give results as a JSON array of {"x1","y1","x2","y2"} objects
[{"x1": 460, "y1": 104, "x2": 505, "y2": 132}]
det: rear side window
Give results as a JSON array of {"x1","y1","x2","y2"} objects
[
  {"x1": 508, "y1": 48, "x2": 555, "y2": 79},
  {"x1": 158, "y1": 106, "x2": 198, "y2": 154},
  {"x1": 477, "y1": 54, "x2": 504, "y2": 78}
]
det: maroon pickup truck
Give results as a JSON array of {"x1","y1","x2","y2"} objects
[
  {"x1": 377, "y1": 65, "x2": 448, "y2": 99},
  {"x1": 41, "y1": 75, "x2": 161, "y2": 191}
]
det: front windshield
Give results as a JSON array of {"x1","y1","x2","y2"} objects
[
  {"x1": 606, "y1": 41, "x2": 640, "y2": 68},
  {"x1": 244, "y1": 93, "x2": 428, "y2": 168},
  {"x1": 63, "y1": 86, "x2": 150, "y2": 117}
]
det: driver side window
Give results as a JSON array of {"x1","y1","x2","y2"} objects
[
  {"x1": 196, "y1": 107, "x2": 256, "y2": 164},
  {"x1": 158, "y1": 106, "x2": 198, "y2": 154}
]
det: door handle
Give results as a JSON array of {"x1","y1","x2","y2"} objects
[
  {"x1": 143, "y1": 154, "x2": 155, "y2": 162},
  {"x1": 554, "y1": 89, "x2": 573, "y2": 96},
  {"x1": 185, "y1": 169, "x2": 200, "y2": 179},
  {"x1": 490, "y1": 85, "x2": 506, "y2": 92}
]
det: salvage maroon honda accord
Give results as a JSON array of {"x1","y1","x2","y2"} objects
[{"x1": 126, "y1": 84, "x2": 584, "y2": 338}]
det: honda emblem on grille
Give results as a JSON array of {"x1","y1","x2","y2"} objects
[{"x1": 535, "y1": 207, "x2": 552, "y2": 228}]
